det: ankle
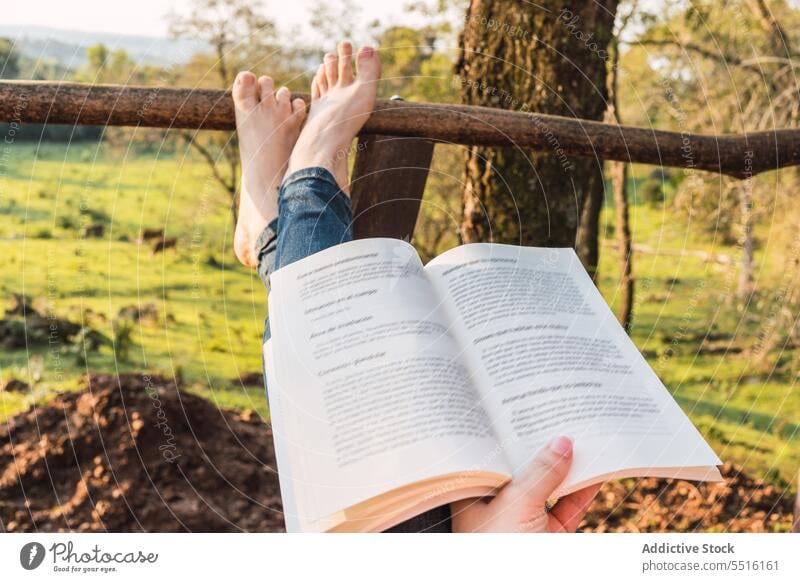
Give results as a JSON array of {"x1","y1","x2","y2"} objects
[{"x1": 287, "y1": 152, "x2": 351, "y2": 196}]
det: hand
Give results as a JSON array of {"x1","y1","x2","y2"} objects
[{"x1": 451, "y1": 436, "x2": 600, "y2": 532}]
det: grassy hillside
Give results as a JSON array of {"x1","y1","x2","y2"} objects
[
  {"x1": 1, "y1": 142, "x2": 797, "y2": 493},
  {"x1": 1, "y1": 141, "x2": 270, "y2": 419},
  {"x1": 596, "y1": 168, "x2": 799, "y2": 490}
]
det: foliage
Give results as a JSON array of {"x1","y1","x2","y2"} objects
[
  {"x1": 167, "y1": 0, "x2": 308, "y2": 226},
  {"x1": 112, "y1": 317, "x2": 135, "y2": 362},
  {"x1": 622, "y1": 0, "x2": 800, "y2": 235},
  {"x1": 0, "y1": 38, "x2": 20, "y2": 79}
]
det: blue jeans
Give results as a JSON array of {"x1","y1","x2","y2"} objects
[{"x1": 256, "y1": 166, "x2": 452, "y2": 532}]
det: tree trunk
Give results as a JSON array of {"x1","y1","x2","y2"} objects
[
  {"x1": 737, "y1": 180, "x2": 754, "y2": 300},
  {"x1": 611, "y1": 160, "x2": 633, "y2": 330},
  {"x1": 457, "y1": 0, "x2": 618, "y2": 278},
  {"x1": 606, "y1": 6, "x2": 635, "y2": 331}
]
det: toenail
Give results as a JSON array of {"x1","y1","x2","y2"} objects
[
  {"x1": 360, "y1": 46, "x2": 374, "y2": 58},
  {"x1": 237, "y1": 73, "x2": 254, "y2": 85}
]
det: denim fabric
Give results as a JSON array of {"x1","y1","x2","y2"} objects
[
  {"x1": 275, "y1": 167, "x2": 353, "y2": 272},
  {"x1": 257, "y1": 167, "x2": 352, "y2": 345},
  {"x1": 256, "y1": 166, "x2": 452, "y2": 533},
  {"x1": 255, "y1": 218, "x2": 278, "y2": 294}
]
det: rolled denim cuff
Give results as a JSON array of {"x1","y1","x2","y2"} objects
[
  {"x1": 279, "y1": 166, "x2": 352, "y2": 229},
  {"x1": 255, "y1": 217, "x2": 279, "y2": 291},
  {"x1": 275, "y1": 166, "x2": 353, "y2": 272}
]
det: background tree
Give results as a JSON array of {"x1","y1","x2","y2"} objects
[
  {"x1": 79, "y1": 44, "x2": 140, "y2": 84},
  {"x1": 86, "y1": 43, "x2": 109, "y2": 76},
  {"x1": 635, "y1": 0, "x2": 800, "y2": 301},
  {"x1": 606, "y1": 1, "x2": 640, "y2": 331},
  {"x1": 457, "y1": 0, "x2": 618, "y2": 278},
  {"x1": 169, "y1": 0, "x2": 291, "y2": 226},
  {"x1": 627, "y1": 0, "x2": 800, "y2": 370},
  {"x1": 0, "y1": 38, "x2": 20, "y2": 79}
]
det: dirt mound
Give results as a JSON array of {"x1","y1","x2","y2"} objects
[
  {"x1": 581, "y1": 464, "x2": 795, "y2": 532},
  {"x1": 0, "y1": 373, "x2": 284, "y2": 532},
  {"x1": 1, "y1": 373, "x2": 794, "y2": 532}
]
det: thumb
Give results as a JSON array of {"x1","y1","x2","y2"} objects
[{"x1": 509, "y1": 436, "x2": 574, "y2": 511}]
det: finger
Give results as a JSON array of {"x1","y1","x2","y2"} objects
[
  {"x1": 550, "y1": 483, "x2": 602, "y2": 532},
  {"x1": 511, "y1": 436, "x2": 573, "y2": 511},
  {"x1": 450, "y1": 498, "x2": 492, "y2": 532}
]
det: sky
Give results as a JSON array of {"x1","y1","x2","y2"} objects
[{"x1": 4, "y1": 0, "x2": 415, "y2": 40}]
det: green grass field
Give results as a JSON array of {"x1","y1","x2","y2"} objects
[
  {"x1": 1, "y1": 141, "x2": 270, "y2": 419},
  {"x1": 1, "y1": 141, "x2": 797, "y2": 495}
]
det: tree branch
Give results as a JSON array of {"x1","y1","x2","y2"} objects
[
  {"x1": 182, "y1": 132, "x2": 235, "y2": 194},
  {"x1": 746, "y1": 0, "x2": 793, "y2": 56},
  {"x1": 636, "y1": 38, "x2": 743, "y2": 67}
]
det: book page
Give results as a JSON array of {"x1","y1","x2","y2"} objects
[
  {"x1": 426, "y1": 243, "x2": 722, "y2": 496},
  {"x1": 267, "y1": 238, "x2": 509, "y2": 527},
  {"x1": 263, "y1": 339, "x2": 301, "y2": 533}
]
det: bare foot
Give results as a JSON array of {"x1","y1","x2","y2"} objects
[
  {"x1": 233, "y1": 71, "x2": 307, "y2": 268},
  {"x1": 286, "y1": 41, "x2": 381, "y2": 194}
]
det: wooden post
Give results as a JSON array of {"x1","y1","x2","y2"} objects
[
  {"x1": 350, "y1": 134, "x2": 435, "y2": 241},
  {"x1": 347, "y1": 128, "x2": 448, "y2": 532}
]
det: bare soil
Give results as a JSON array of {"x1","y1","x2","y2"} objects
[
  {"x1": 0, "y1": 373, "x2": 283, "y2": 532},
  {"x1": 1, "y1": 373, "x2": 794, "y2": 532}
]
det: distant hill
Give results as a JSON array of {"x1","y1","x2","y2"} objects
[{"x1": 0, "y1": 25, "x2": 208, "y2": 69}]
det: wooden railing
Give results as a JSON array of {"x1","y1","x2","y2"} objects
[{"x1": 3, "y1": 81, "x2": 800, "y2": 179}]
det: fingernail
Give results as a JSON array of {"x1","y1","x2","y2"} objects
[{"x1": 548, "y1": 436, "x2": 573, "y2": 456}]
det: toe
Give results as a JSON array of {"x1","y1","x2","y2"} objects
[
  {"x1": 355, "y1": 46, "x2": 381, "y2": 84},
  {"x1": 291, "y1": 97, "x2": 307, "y2": 120},
  {"x1": 311, "y1": 73, "x2": 321, "y2": 100},
  {"x1": 316, "y1": 63, "x2": 328, "y2": 95},
  {"x1": 258, "y1": 75, "x2": 275, "y2": 105},
  {"x1": 338, "y1": 41, "x2": 354, "y2": 85},
  {"x1": 324, "y1": 52, "x2": 338, "y2": 87},
  {"x1": 275, "y1": 86, "x2": 292, "y2": 112},
  {"x1": 233, "y1": 71, "x2": 258, "y2": 111}
]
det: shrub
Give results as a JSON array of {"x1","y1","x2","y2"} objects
[{"x1": 112, "y1": 318, "x2": 135, "y2": 362}]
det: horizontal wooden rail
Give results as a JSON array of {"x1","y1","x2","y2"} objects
[{"x1": 2, "y1": 80, "x2": 800, "y2": 179}]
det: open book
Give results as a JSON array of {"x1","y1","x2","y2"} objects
[{"x1": 264, "y1": 239, "x2": 722, "y2": 532}]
